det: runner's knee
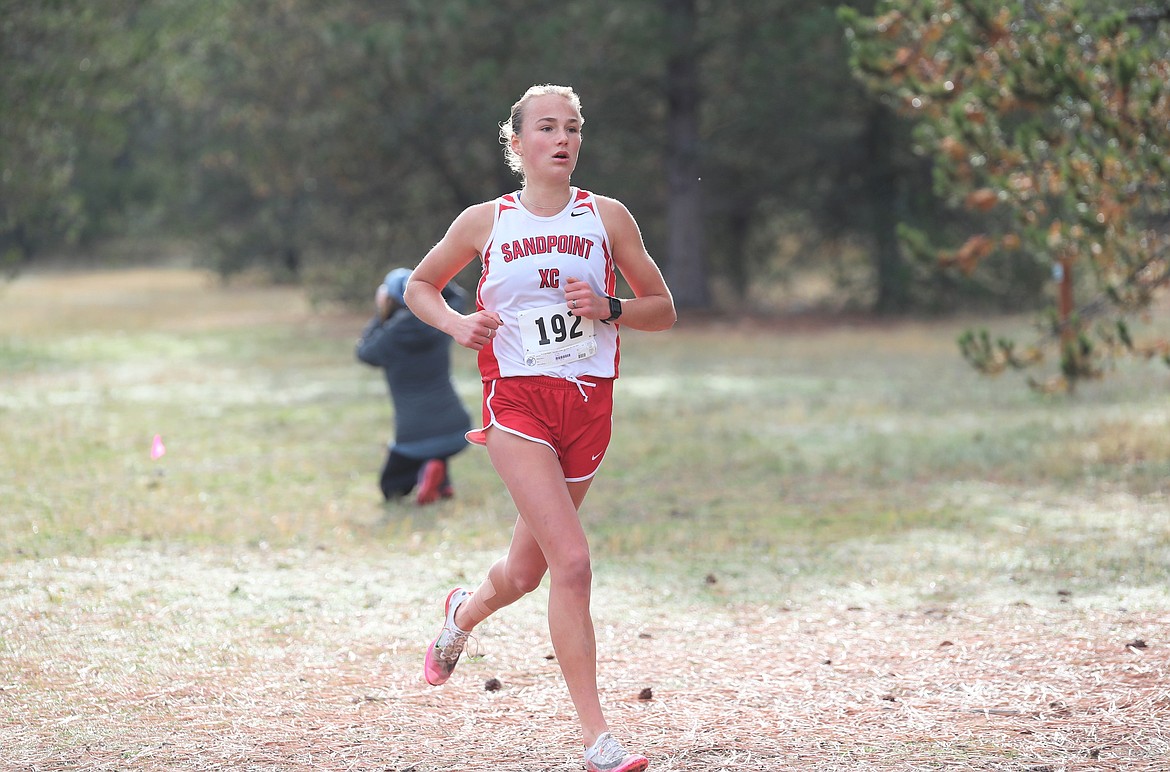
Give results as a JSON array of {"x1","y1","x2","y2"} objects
[
  {"x1": 504, "y1": 559, "x2": 546, "y2": 595},
  {"x1": 549, "y1": 551, "x2": 592, "y2": 594}
]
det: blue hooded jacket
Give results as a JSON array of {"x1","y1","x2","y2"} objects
[{"x1": 356, "y1": 270, "x2": 471, "y2": 459}]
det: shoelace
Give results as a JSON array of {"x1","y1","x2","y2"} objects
[
  {"x1": 565, "y1": 375, "x2": 596, "y2": 403},
  {"x1": 436, "y1": 627, "x2": 480, "y2": 663},
  {"x1": 586, "y1": 733, "x2": 628, "y2": 765}
]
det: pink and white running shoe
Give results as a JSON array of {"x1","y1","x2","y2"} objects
[
  {"x1": 423, "y1": 587, "x2": 471, "y2": 686},
  {"x1": 584, "y1": 732, "x2": 649, "y2": 772}
]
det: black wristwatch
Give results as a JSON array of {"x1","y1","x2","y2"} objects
[{"x1": 601, "y1": 295, "x2": 622, "y2": 325}]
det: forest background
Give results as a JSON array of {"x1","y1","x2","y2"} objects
[
  {"x1": 2, "y1": 0, "x2": 1161, "y2": 327},
  {"x1": 5, "y1": 2, "x2": 1169, "y2": 370}
]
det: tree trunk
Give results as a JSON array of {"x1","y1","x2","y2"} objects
[
  {"x1": 663, "y1": 0, "x2": 709, "y2": 310},
  {"x1": 865, "y1": 102, "x2": 910, "y2": 314}
]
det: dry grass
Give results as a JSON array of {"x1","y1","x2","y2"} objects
[
  {"x1": 2, "y1": 548, "x2": 1168, "y2": 771},
  {"x1": 2, "y1": 265, "x2": 1169, "y2": 770}
]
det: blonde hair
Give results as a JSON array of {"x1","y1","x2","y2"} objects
[{"x1": 499, "y1": 84, "x2": 584, "y2": 180}]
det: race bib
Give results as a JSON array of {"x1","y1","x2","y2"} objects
[{"x1": 516, "y1": 302, "x2": 597, "y2": 368}]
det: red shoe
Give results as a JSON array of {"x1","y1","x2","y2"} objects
[{"x1": 415, "y1": 459, "x2": 446, "y2": 505}]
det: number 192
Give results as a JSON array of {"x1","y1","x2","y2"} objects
[{"x1": 534, "y1": 312, "x2": 583, "y2": 345}]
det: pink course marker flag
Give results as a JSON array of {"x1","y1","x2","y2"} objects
[{"x1": 151, "y1": 434, "x2": 166, "y2": 460}]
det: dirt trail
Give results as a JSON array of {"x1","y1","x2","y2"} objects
[{"x1": 2, "y1": 548, "x2": 1167, "y2": 771}]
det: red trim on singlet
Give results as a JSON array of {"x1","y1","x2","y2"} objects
[{"x1": 475, "y1": 201, "x2": 502, "y2": 379}]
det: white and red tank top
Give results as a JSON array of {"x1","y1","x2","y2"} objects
[{"x1": 475, "y1": 188, "x2": 620, "y2": 381}]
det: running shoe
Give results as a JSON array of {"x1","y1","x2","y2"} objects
[
  {"x1": 423, "y1": 587, "x2": 471, "y2": 686},
  {"x1": 415, "y1": 459, "x2": 447, "y2": 505},
  {"x1": 584, "y1": 732, "x2": 649, "y2": 772}
]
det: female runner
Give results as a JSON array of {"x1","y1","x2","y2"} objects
[{"x1": 404, "y1": 83, "x2": 676, "y2": 772}]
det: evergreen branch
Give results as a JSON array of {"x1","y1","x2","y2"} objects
[{"x1": 1127, "y1": 5, "x2": 1170, "y2": 25}]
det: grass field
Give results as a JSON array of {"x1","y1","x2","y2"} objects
[{"x1": 2, "y1": 266, "x2": 1168, "y2": 770}]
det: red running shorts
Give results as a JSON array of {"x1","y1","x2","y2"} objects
[{"x1": 466, "y1": 375, "x2": 614, "y2": 482}]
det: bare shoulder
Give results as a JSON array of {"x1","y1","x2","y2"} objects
[
  {"x1": 593, "y1": 194, "x2": 635, "y2": 220},
  {"x1": 433, "y1": 200, "x2": 495, "y2": 258},
  {"x1": 416, "y1": 201, "x2": 498, "y2": 284},
  {"x1": 451, "y1": 200, "x2": 496, "y2": 237},
  {"x1": 456, "y1": 200, "x2": 497, "y2": 222},
  {"x1": 593, "y1": 194, "x2": 640, "y2": 239}
]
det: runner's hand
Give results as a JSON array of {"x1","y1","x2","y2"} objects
[
  {"x1": 449, "y1": 310, "x2": 502, "y2": 350},
  {"x1": 563, "y1": 276, "x2": 601, "y2": 319}
]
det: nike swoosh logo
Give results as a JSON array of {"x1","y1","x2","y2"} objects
[
  {"x1": 592, "y1": 452, "x2": 604, "y2": 460},
  {"x1": 571, "y1": 210, "x2": 587, "y2": 217}
]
